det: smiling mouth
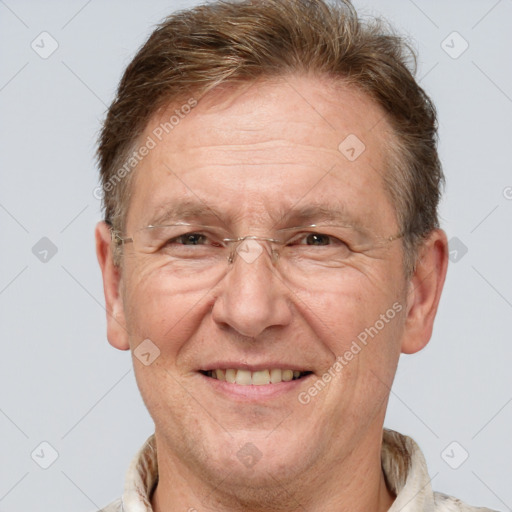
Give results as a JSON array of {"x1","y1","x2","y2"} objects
[{"x1": 200, "y1": 368, "x2": 313, "y2": 385}]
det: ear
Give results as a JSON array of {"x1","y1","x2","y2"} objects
[
  {"x1": 95, "y1": 221, "x2": 130, "y2": 350},
  {"x1": 401, "y1": 229, "x2": 449, "y2": 354}
]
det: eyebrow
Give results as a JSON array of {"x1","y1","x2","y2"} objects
[
  {"x1": 145, "y1": 201, "x2": 370, "y2": 234},
  {"x1": 147, "y1": 201, "x2": 226, "y2": 227},
  {"x1": 276, "y1": 205, "x2": 368, "y2": 232}
]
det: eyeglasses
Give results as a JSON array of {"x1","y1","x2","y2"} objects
[{"x1": 112, "y1": 223, "x2": 403, "y2": 291}]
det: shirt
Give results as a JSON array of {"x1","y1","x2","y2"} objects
[{"x1": 99, "y1": 429, "x2": 496, "y2": 512}]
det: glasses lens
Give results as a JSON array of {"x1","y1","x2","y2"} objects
[{"x1": 126, "y1": 224, "x2": 397, "y2": 292}]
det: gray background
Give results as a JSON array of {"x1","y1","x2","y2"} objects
[{"x1": 1, "y1": 0, "x2": 511, "y2": 510}]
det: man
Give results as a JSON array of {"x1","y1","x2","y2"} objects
[{"x1": 95, "y1": 1, "x2": 495, "y2": 511}]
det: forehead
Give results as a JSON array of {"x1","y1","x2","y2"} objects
[{"x1": 126, "y1": 75, "x2": 398, "y2": 232}]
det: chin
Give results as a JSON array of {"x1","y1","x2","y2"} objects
[
  {"x1": 198, "y1": 450, "x2": 312, "y2": 511},
  {"x1": 164, "y1": 421, "x2": 316, "y2": 494}
]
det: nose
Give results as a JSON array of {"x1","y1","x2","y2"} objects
[{"x1": 211, "y1": 239, "x2": 293, "y2": 338}]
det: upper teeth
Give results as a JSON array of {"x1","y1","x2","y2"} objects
[{"x1": 206, "y1": 369, "x2": 304, "y2": 385}]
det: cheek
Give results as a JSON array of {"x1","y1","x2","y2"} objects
[
  {"x1": 121, "y1": 260, "x2": 212, "y2": 357},
  {"x1": 294, "y1": 259, "x2": 406, "y2": 403},
  {"x1": 312, "y1": 277, "x2": 404, "y2": 399},
  {"x1": 297, "y1": 259, "x2": 403, "y2": 334}
]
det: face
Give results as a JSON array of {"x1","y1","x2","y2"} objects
[{"x1": 97, "y1": 75, "x2": 447, "y2": 501}]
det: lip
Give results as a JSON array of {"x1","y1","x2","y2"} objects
[
  {"x1": 198, "y1": 371, "x2": 314, "y2": 401},
  {"x1": 197, "y1": 361, "x2": 312, "y2": 372}
]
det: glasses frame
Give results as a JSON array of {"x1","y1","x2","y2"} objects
[{"x1": 112, "y1": 222, "x2": 405, "y2": 265}]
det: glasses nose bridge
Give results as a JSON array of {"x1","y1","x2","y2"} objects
[{"x1": 226, "y1": 235, "x2": 282, "y2": 265}]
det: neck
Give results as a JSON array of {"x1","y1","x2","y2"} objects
[{"x1": 151, "y1": 429, "x2": 395, "y2": 512}]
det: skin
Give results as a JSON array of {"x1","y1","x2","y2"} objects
[{"x1": 96, "y1": 75, "x2": 448, "y2": 512}]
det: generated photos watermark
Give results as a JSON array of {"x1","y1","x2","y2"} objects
[
  {"x1": 93, "y1": 97, "x2": 197, "y2": 200},
  {"x1": 298, "y1": 301, "x2": 403, "y2": 405}
]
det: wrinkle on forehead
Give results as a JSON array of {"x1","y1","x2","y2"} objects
[
  {"x1": 160, "y1": 74, "x2": 392, "y2": 151},
  {"x1": 127, "y1": 74, "x2": 398, "y2": 236}
]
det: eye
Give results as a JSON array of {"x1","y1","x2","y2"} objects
[
  {"x1": 292, "y1": 232, "x2": 347, "y2": 247},
  {"x1": 173, "y1": 232, "x2": 209, "y2": 245},
  {"x1": 304, "y1": 233, "x2": 331, "y2": 246}
]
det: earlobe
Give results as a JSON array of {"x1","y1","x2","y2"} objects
[
  {"x1": 95, "y1": 221, "x2": 131, "y2": 351},
  {"x1": 401, "y1": 229, "x2": 449, "y2": 355}
]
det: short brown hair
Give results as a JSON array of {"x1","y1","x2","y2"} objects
[{"x1": 97, "y1": 0, "x2": 443, "y2": 275}]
